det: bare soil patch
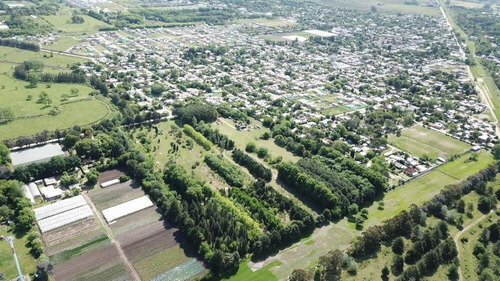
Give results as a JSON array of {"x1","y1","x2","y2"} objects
[
  {"x1": 43, "y1": 218, "x2": 99, "y2": 248},
  {"x1": 87, "y1": 180, "x2": 144, "y2": 210},
  {"x1": 98, "y1": 168, "x2": 126, "y2": 184}
]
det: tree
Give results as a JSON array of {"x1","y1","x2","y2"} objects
[
  {"x1": 71, "y1": 15, "x2": 84, "y2": 23},
  {"x1": 477, "y1": 195, "x2": 495, "y2": 214},
  {"x1": 290, "y1": 269, "x2": 312, "y2": 281},
  {"x1": 392, "y1": 237, "x2": 405, "y2": 255},
  {"x1": 246, "y1": 142, "x2": 257, "y2": 153},
  {"x1": 492, "y1": 144, "x2": 500, "y2": 160},
  {"x1": 34, "y1": 261, "x2": 53, "y2": 281},
  {"x1": 69, "y1": 88, "x2": 79, "y2": 96},
  {"x1": 319, "y1": 249, "x2": 344, "y2": 281},
  {"x1": 85, "y1": 169, "x2": 99, "y2": 185},
  {"x1": 28, "y1": 73, "x2": 40, "y2": 88},
  {"x1": 257, "y1": 147, "x2": 269, "y2": 158},
  {"x1": 371, "y1": 6, "x2": 377, "y2": 12},
  {"x1": 448, "y1": 263, "x2": 459, "y2": 281},
  {"x1": 391, "y1": 254, "x2": 404, "y2": 275},
  {"x1": 381, "y1": 265, "x2": 390, "y2": 281}
]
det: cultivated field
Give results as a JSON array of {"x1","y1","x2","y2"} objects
[
  {"x1": 389, "y1": 125, "x2": 471, "y2": 159},
  {"x1": 87, "y1": 180, "x2": 144, "y2": 210},
  {"x1": 43, "y1": 15, "x2": 111, "y2": 34}
]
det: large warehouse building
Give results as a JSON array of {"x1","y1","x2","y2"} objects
[
  {"x1": 10, "y1": 143, "x2": 66, "y2": 167},
  {"x1": 34, "y1": 195, "x2": 94, "y2": 233},
  {"x1": 102, "y1": 195, "x2": 154, "y2": 223}
]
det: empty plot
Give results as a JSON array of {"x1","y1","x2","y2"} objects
[{"x1": 389, "y1": 125, "x2": 471, "y2": 159}]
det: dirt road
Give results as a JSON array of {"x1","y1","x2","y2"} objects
[{"x1": 83, "y1": 194, "x2": 141, "y2": 281}]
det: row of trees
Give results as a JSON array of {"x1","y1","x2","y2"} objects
[
  {"x1": 175, "y1": 103, "x2": 218, "y2": 125},
  {"x1": 11, "y1": 155, "x2": 81, "y2": 183},
  {"x1": 232, "y1": 149, "x2": 272, "y2": 182},
  {"x1": 14, "y1": 63, "x2": 86, "y2": 84},
  {"x1": 183, "y1": 124, "x2": 211, "y2": 150},
  {"x1": 0, "y1": 38, "x2": 39, "y2": 51},
  {"x1": 195, "y1": 122, "x2": 235, "y2": 151},
  {"x1": 204, "y1": 154, "x2": 245, "y2": 187}
]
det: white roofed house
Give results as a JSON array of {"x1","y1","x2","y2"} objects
[{"x1": 39, "y1": 185, "x2": 62, "y2": 201}]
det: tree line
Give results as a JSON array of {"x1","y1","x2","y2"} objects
[
  {"x1": 0, "y1": 38, "x2": 39, "y2": 51},
  {"x1": 204, "y1": 154, "x2": 245, "y2": 187},
  {"x1": 232, "y1": 149, "x2": 272, "y2": 182},
  {"x1": 195, "y1": 122, "x2": 235, "y2": 151}
]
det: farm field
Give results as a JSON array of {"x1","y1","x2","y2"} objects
[
  {"x1": 0, "y1": 225, "x2": 37, "y2": 280},
  {"x1": 316, "y1": 0, "x2": 441, "y2": 16},
  {"x1": 88, "y1": 181, "x2": 144, "y2": 210},
  {"x1": 45, "y1": 36, "x2": 82, "y2": 52},
  {"x1": 43, "y1": 15, "x2": 111, "y2": 34},
  {"x1": 388, "y1": 125, "x2": 471, "y2": 159}
]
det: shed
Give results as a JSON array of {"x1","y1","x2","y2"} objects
[{"x1": 101, "y1": 179, "x2": 120, "y2": 188}]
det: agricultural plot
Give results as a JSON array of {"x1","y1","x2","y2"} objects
[
  {"x1": 43, "y1": 15, "x2": 110, "y2": 34},
  {"x1": 46, "y1": 36, "x2": 82, "y2": 52},
  {"x1": 86, "y1": 173, "x2": 207, "y2": 280},
  {"x1": 388, "y1": 125, "x2": 471, "y2": 159}
]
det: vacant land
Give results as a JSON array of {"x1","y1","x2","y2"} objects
[
  {"x1": 43, "y1": 15, "x2": 110, "y2": 34},
  {"x1": 366, "y1": 151, "x2": 493, "y2": 227},
  {"x1": 46, "y1": 36, "x2": 81, "y2": 52},
  {"x1": 389, "y1": 125, "x2": 471, "y2": 159},
  {"x1": 0, "y1": 46, "x2": 86, "y2": 73},
  {"x1": 0, "y1": 97, "x2": 110, "y2": 140},
  {"x1": 0, "y1": 226, "x2": 37, "y2": 280},
  {"x1": 316, "y1": 0, "x2": 441, "y2": 16}
]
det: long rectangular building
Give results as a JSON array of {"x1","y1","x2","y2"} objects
[
  {"x1": 34, "y1": 195, "x2": 87, "y2": 220},
  {"x1": 37, "y1": 205, "x2": 93, "y2": 233},
  {"x1": 102, "y1": 196, "x2": 153, "y2": 223}
]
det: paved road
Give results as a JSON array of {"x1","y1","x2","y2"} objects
[{"x1": 437, "y1": 0, "x2": 500, "y2": 138}]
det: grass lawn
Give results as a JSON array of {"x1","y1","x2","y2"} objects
[
  {"x1": 0, "y1": 46, "x2": 86, "y2": 73},
  {"x1": 388, "y1": 125, "x2": 471, "y2": 159},
  {"x1": 43, "y1": 15, "x2": 110, "y2": 34},
  {"x1": 366, "y1": 151, "x2": 494, "y2": 227},
  {"x1": 316, "y1": 0, "x2": 440, "y2": 16},
  {"x1": 225, "y1": 260, "x2": 281, "y2": 281},
  {"x1": 0, "y1": 97, "x2": 111, "y2": 140},
  {"x1": 0, "y1": 226, "x2": 37, "y2": 280}
]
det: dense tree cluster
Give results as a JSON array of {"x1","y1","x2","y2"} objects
[
  {"x1": 204, "y1": 154, "x2": 245, "y2": 187},
  {"x1": 232, "y1": 149, "x2": 272, "y2": 182},
  {"x1": 159, "y1": 164, "x2": 261, "y2": 276},
  {"x1": 0, "y1": 180, "x2": 42, "y2": 256},
  {"x1": 183, "y1": 124, "x2": 212, "y2": 150},
  {"x1": 278, "y1": 162, "x2": 341, "y2": 218},
  {"x1": 0, "y1": 39, "x2": 39, "y2": 51},
  {"x1": 195, "y1": 122, "x2": 235, "y2": 150},
  {"x1": 14, "y1": 61, "x2": 86, "y2": 84},
  {"x1": 11, "y1": 155, "x2": 81, "y2": 183},
  {"x1": 174, "y1": 103, "x2": 218, "y2": 125}
]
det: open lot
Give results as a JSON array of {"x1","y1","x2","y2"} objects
[
  {"x1": 389, "y1": 125, "x2": 471, "y2": 159},
  {"x1": 43, "y1": 15, "x2": 111, "y2": 34},
  {"x1": 0, "y1": 46, "x2": 86, "y2": 73},
  {"x1": 316, "y1": 0, "x2": 441, "y2": 16},
  {"x1": 366, "y1": 151, "x2": 494, "y2": 227}
]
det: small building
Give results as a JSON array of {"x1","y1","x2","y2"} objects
[
  {"x1": 44, "y1": 177, "x2": 58, "y2": 186},
  {"x1": 28, "y1": 182, "x2": 41, "y2": 199},
  {"x1": 101, "y1": 179, "x2": 120, "y2": 188},
  {"x1": 404, "y1": 167, "x2": 419, "y2": 177},
  {"x1": 22, "y1": 185, "x2": 35, "y2": 204},
  {"x1": 394, "y1": 162, "x2": 407, "y2": 170},
  {"x1": 39, "y1": 185, "x2": 62, "y2": 201},
  {"x1": 471, "y1": 145, "x2": 481, "y2": 152}
]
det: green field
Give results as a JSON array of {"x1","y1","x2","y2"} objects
[
  {"x1": 228, "y1": 18, "x2": 297, "y2": 27},
  {"x1": 0, "y1": 46, "x2": 86, "y2": 74},
  {"x1": 46, "y1": 36, "x2": 82, "y2": 52},
  {"x1": 316, "y1": 0, "x2": 441, "y2": 16},
  {"x1": 225, "y1": 260, "x2": 281, "y2": 281},
  {"x1": 389, "y1": 125, "x2": 471, "y2": 159},
  {"x1": 366, "y1": 151, "x2": 494, "y2": 227},
  {"x1": 43, "y1": 15, "x2": 110, "y2": 34},
  {"x1": 0, "y1": 226, "x2": 37, "y2": 279}
]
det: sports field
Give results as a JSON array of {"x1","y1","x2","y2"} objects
[{"x1": 389, "y1": 125, "x2": 471, "y2": 159}]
